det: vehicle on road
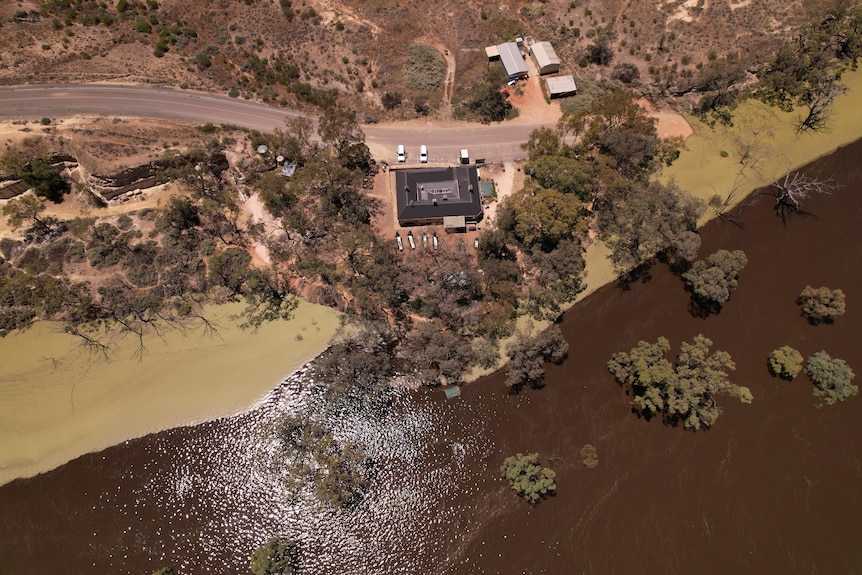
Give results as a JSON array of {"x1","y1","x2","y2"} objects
[
  {"x1": 397, "y1": 145, "x2": 406, "y2": 163},
  {"x1": 460, "y1": 149, "x2": 469, "y2": 164},
  {"x1": 419, "y1": 145, "x2": 428, "y2": 163}
]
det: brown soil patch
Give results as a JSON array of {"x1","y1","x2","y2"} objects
[{"x1": 637, "y1": 97, "x2": 694, "y2": 140}]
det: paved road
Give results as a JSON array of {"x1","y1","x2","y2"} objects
[{"x1": 0, "y1": 84, "x2": 542, "y2": 163}]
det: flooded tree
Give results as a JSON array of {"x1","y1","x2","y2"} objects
[
  {"x1": 505, "y1": 324, "x2": 569, "y2": 392},
  {"x1": 400, "y1": 320, "x2": 476, "y2": 385},
  {"x1": 278, "y1": 417, "x2": 373, "y2": 509},
  {"x1": 608, "y1": 334, "x2": 749, "y2": 430},
  {"x1": 682, "y1": 249, "x2": 748, "y2": 313},
  {"x1": 806, "y1": 351, "x2": 857, "y2": 406},
  {"x1": 768, "y1": 346, "x2": 805, "y2": 380},
  {"x1": 250, "y1": 537, "x2": 301, "y2": 575},
  {"x1": 580, "y1": 444, "x2": 599, "y2": 469},
  {"x1": 772, "y1": 169, "x2": 835, "y2": 213},
  {"x1": 500, "y1": 453, "x2": 557, "y2": 503},
  {"x1": 312, "y1": 323, "x2": 395, "y2": 404},
  {"x1": 797, "y1": 285, "x2": 846, "y2": 324}
]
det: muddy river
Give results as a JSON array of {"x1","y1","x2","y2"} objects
[{"x1": 1, "y1": 139, "x2": 861, "y2": 574}]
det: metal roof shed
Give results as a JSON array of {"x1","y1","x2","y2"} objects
[
  {"x1": 530, "y1": 41, "x2": 561, "y2": 75},
  {"x1": 496, "y1": 42, "x2": 528, "y2": 79},
  {"x1": 485, "y1": 45, "x2": 500, "y2": 60},
  {"x1": 546, "y1": 75, "x2": 577, "y2": 98}
]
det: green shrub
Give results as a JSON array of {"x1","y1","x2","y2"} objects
[
  {"x1": 501, "y1": 452, "x2": 557, "y2": 503},
  {"x1": 768, "y1": 346, "x2": 804, "y2": 380},
  {"x1": 806, "y1": 351, "x2": 857, "y2": 406},
  {"x1": 402, "y1": 43, "x2": 446, "y2": 90}
]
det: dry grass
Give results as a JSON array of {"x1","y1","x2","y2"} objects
[{"x1": 0, "y1": 0, "x2": 833, "y2": 122}]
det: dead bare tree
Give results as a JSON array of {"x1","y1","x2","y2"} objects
[
  {"x1": 772, "y1": 168, "x2": 836, "y2": 212},
  {"x1": 734, "y1": 132, "x2": 765, "y2": 173},
  {"x1": 708, "y1": 174, "x2": 745, "y2": 219}
]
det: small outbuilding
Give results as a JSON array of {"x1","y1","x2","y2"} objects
[
  {"x1": 546, "y1": 75, "x2": 577, "y2": 98},
  {"x1": 479, "y1": 180, "x2": 497, "y2": 199},
  {"x1": 529, "y1": 41, "x2": 561, "y2": 75},
  {"x1": 496, "y1": 42, "x2": 528, "y2": 80},
  {"x1": 484, "y1": 45, "x2": 500, "y2": 60}
]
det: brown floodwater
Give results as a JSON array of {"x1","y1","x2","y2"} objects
[{"x1": 1, "y1": 139, "x2": 862, "y2": 575}]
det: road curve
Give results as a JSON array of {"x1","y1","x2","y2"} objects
[{"x1": 0, "y1": 84, "x2": 545, "y2": 163}]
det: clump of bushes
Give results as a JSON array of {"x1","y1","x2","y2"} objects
[
  {"x1": 797, "y1": 285, "x2": 846, "y2": 324},
  {"x1": 768, "y1": 346, "x2": 804, "y2": 380},
  {"x1": 402, "y1": 43, "x2": 446, "y2": 90},
  {"x1": 805, "y1": 351, "x2": 857, "y2": 406},
  {"x1": 500, "y1": 452, "x2": 557, "y2": 503}
]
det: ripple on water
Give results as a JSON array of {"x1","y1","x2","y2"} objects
[{"x1": 98, "y1": 368, "x2": 495, "y2": 574}]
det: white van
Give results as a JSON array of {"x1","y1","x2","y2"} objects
[
  {"x1": 419, "y1": 145, "x2": 428, "y2": 163},
  {"x1": 460, "y1": 149, "x2": 469, "y2": 164},
  {"x1": 397, "y1": 145, "x2": 406, "y2": 163}
]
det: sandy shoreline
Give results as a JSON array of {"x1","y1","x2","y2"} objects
[
  {"x1": 0, "y1": 300, "x2": 340, "y2": 486},
  {"x1": 3, "y1": 67, "x2": 862, "y2": 485}
]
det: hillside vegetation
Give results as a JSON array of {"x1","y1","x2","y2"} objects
[{"x1": 0, "y1": 0, "x2": 837, "y2": 120}]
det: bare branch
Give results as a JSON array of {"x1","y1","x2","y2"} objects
[{"x1": 772, "y1": 168, "x2": 836, "y2": 211}]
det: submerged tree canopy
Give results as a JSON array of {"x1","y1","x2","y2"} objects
[
  {"x1": 500, "y1": 452, "x2": 557, "y2": 503},
  {"x1": 806, "y1": 351, "x2": 857, "y2": 406},
  {"x1": 682, "y1": 249, "x2": 748, "y2": 307},
  {"x1": 608, "y1": 334, "x2": 750, "y2": 430},
  {"x1": 797, "y1": 285, "x2": 846, "y2": 324}
]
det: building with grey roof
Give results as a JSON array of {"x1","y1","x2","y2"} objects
[
  {"x1": 395, "y1": 166, "x2": 483, "y2": 227},
  {"x1": 546, "y1": 75, "x2": 577, "y2": 98},
  {"x1": 496, "y1": 42, "x2": 528, "y2": 80},
  {"x1": 529, "y1": 41, "x2": 561, "y2": 75}
]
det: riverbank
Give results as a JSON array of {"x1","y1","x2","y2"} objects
[
  {"x1": 3, "y1": 67, "x2": 862, "y2": 485},
  {"x1": 578, "y1": 65, "x2": 862, "y2": 304},
  {"x1": 0, "y1": 300, "x2": 340, "y2": 486}
]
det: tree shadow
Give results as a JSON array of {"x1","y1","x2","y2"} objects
[
  {"x1": 616, "y1": 261, "x2": 654, "y2": 291},
  {"x1": 688, "y1": 297, "x2": 723, "y2": 319},
  {"x1": 774, "y1": 202, "x2": 817, "y2": 225},
  {"x1": 629, "y1": 406, "x2": 655, "y2": 422},
  {"x1": 798, "y1": 310, "x2": 835, "y2": 326}
]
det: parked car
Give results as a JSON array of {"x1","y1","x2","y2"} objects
[
  {"x1": 460, "y1": 149, "x2": 469, "y2": 164},
  {"x1": 397, "y1": 145, "x2": 406, "y2": 162},
  {"x1": 419, "y1": 145, "x2": 428, "y2": 163}
]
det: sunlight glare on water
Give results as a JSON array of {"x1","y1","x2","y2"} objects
[{"x1": 98, "y1": 367, "x2": 493, "y2": 574}]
